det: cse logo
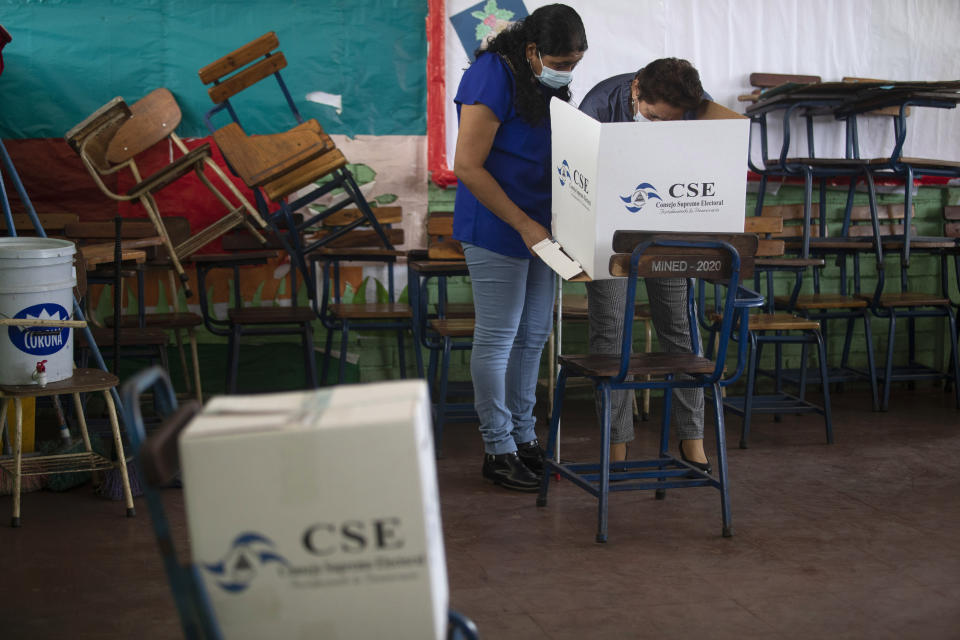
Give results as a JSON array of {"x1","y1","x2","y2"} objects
[
  {"x1": 668, "y1": 182, "x2": 716, "y2": 198},
  {"x1": 302, "y1": 518, "x2": 405, "y2": 555},
  {"x1": 556, "y1": 159, "x2": 590, "y2": 192}
]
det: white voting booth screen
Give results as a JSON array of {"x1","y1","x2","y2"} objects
[{"x1": 550, "y1": 98, "x2": 749, "y2": 280}]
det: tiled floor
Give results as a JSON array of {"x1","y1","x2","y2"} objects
[{"x1": 2, "y1": 386, "x2": 959, "y2": 639}]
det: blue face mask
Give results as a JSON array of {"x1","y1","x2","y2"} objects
[{"x1": 536, "y1": 51, "x2": 572, "y2": 89}]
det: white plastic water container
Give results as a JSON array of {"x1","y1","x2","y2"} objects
[{"x1": 0, "y1": 237, "x2": 77, "y2": 386}]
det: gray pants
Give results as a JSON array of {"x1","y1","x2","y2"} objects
[{"x1": 585, "y1": 277, "x2": 704, "y2": 444}]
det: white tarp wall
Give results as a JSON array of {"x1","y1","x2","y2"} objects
[{"x1": 445, "y1": 0, "x2": 960, "y2": 170}]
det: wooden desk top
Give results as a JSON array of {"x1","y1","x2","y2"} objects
[
  {"x1": 408, "y1": 259, "x2": 469, "y2": 275},
  {"x1": 79, "y1": 239, "x2": 162, "y2": 268}
]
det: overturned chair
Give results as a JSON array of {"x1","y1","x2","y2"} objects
[
  {"x1": 66, "y1": 88, "x2": 269, "y2": 296},
  {"x1": 538, "y1": 232, "x2": 762, "y2": 543},
  {"x1": 196, "y1": 32, "x2": 396, "y2": 284}
]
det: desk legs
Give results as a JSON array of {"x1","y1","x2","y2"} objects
[
  {"x1": 7, "y1": 398, "x2": 23, "y2": 527},
  {"x1": 102, "y1": 390, "x2": 135, "y2": 516}
]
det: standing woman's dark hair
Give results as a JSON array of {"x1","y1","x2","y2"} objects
[{"x1": 478, "y1": 4, "x2": 588, "y2": 124}]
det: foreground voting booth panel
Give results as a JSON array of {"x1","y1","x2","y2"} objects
[
  {"x1": 179, "y1": 380, "x2": 447, "y2": 640},
  {"x1": 549, "y1": 98, "x2": 750, "y2": 280}
]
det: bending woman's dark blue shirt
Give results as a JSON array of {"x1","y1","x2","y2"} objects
[{"x1": 453, "y1": 52, "x2": 565, "y2": 258}]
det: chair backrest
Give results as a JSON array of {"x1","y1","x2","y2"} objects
[
  {"x1": 944, "y1": 205, "x2": 960, "y2": 238},
  {"x1": 197, "y1": 32, "x2": 301, "y2": 129},
  {"x1": 106, "y1": 88, "x2": 182, "y2": 164},
  {"x1": 847, "y1": 204, "x2": 917, "y2": 237},
  {"x1": 610, "y1": 231, "x2": 758, "y2": 280},
  {"x1": 760, "y1": 204, "x2": 826, "y2": 238},
  {"x1": 608, "y1": 232, "x2": 760, "y2": 384},
  {"x1": 65, "y1": 97, "x2": 132, "y2": 174}
]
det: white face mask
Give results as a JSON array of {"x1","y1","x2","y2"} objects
[
  {"x1": 633, "y1": 98, "x2": 650, "y2": 122},
  {"x1": 536, "y1": 51, "x2": 573, "y2": 89}
]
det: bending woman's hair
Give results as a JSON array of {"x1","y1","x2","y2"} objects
[
  {"x1": 634, "y1": 58, "x2": 704, "y2": 111},
  {"x1": 476, "y1": 3, "x2": 587, "y2": 125}
]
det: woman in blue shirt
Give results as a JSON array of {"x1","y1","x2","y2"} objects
[{"x1": 453, "y1": 4, "x2": 587, "y2": 492}]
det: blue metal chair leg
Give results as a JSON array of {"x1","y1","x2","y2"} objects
[
  {"x1": 740, "y1": 332, "x2": 759, "y2": 449},
  {"x1": 227, "y1": 327, "x2": 241, "y2": 394},
  {"x1": 655, "y1": 381, "x2": 673, "y2": 500},
  {"x1": 712, "y1": 382, "x2": 733, "y2": 538},
  {"x1": 815, "y1": 329, "x2": 834, "y2": 444},
  {"x1": 882, "y1": 311, "x2": 897, "y2": 411},
  {"x1": 303, "y1": 324, "x2": 317, "y2": 389},
  {"x1": 338, "y1": 320, "x2": 350, "y2": 383},
  {"x1": 395, "y1": 328, "x2": 407, "y2": 379},
  {"x1": 947, "y1": 306, "x2": 960, "y2": 410},
  {"x1": 862, "y1": 309, "x2": 880, "y2": 411},
  {"x1": 434, "y1": 336, "x2": 452, "y2": 458},
  {"x1": 596, "y1": 382, "x2": 612, "y2": 544},
  {"x1": 321, "y1": 326, "x2": 334, "y2": 386}
]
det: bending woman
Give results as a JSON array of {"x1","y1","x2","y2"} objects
[{"x1": 452, "y1": 4, "x2": 587, "y2": 492}]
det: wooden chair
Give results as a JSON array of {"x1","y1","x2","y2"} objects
[
  {"x1": 72, "y1": 225, "x2": 172, "y2": 379},
  {"x1": 760, "y1": 204, "x2": 880, "y2": 408},
  {"x1": 539, "y1": 232, "x2": 762, "y2": 542},
  {"x1": 722, "y1": 216, "x2": 834, "y2": 448},
  {"x1": 426, "y1": 211, "x2": 464, "y2": 259},
  {"x1": 191, "y1": 251, "x2": 317, "y2": 394},
  {"x1": 0, "y1": 304, "x2": 136, "y2": 525},
  {"x1": 65, "y1": 88, "x2": 269, "y2": 296},
  {"x1": 851, "y1": 193, "x2": 960, "y2": 410},
  {"x1": 310, "y1": 248, "x2": 417, "y2": 385},
  {"x1": 197, "y1": 32, "x2": 395, "y2": 287},
  {"x1": 66, "y1": 218, "x2": 205, "y2": 402}
]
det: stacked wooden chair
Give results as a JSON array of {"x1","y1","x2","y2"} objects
[
  {"x1": 196, "y1": 32, "x2": 396, "y2": 284},
  {"x1": 65, "y1": 88, "x2": 270, "y2": 296}
]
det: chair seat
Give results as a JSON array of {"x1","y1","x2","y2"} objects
[
  {"x1": 227, "y1": 306, "x2": 316, "y2": 324},
  {"x1": 775, "y1": 294, "x2": 868, "y2": 310},
  {"x1": 263, "y1": 148, "x2": 348, "y2": 202},
  {"x1": 559, "y1": 352, "x2": 715, "y2": 378},
  {"x1": 755, "y1": 257, "x2": 825, "y2": 268},
  {"x1": 869, "y1": 156, "x2": 960, "y2": 169},
  {"x1": 80, "y1": 327, "x2": 170, "y2": 347},
  {"x1": 435, "y1": 303, "x2": 475, "y2": 318},
  {"x1": 105, "y1": 312, "x2": 203, "y2": 329},
  {"x1": 213, "y1": 120, "x2": 334, "y2": 187},
  {"x1": 429, "y1": 318, "x2": 475, "y2": 337},
  {"x1": 0, "y1": 368, "x2": 119, "y2": 396},
  {"x1": 856, "y1": 292, "x2": 952, "y2": 307},
  {"x1": 328, "y1": 303, "x2": 412, "y2": 319},
  {"x1": 748, "y1": 313, "x2": 820, "y2": 331}
]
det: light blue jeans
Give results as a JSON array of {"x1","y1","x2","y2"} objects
[{"x1": 464, "y1": 243, "x2": 556, "y2": 455}]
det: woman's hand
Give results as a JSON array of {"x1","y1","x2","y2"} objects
[{"x1": 518, "y1": 219, "x2": 551, "y2": 254}]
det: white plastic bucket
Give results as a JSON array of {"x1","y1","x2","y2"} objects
[{"x1": 0, "y1": 237, "x2": 77, "y2": 386}]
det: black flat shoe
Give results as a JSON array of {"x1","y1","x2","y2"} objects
[
  {"x1": 679, "y1": 441, "x2": 712, "y2": 476},
  {"x1": 516, "y1": 439, "x2": 545, "y2": 478},
  {"x1": 482, "y1": 452, "x2": 540, "y2": 492}
]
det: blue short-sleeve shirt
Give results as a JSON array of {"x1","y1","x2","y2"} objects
[
  {"x1": 452, "y1": 52, "x2": 564, "y2": 258},
  {"x1": 579, "y1": 72, "x2": 711, "y2": 123}
]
